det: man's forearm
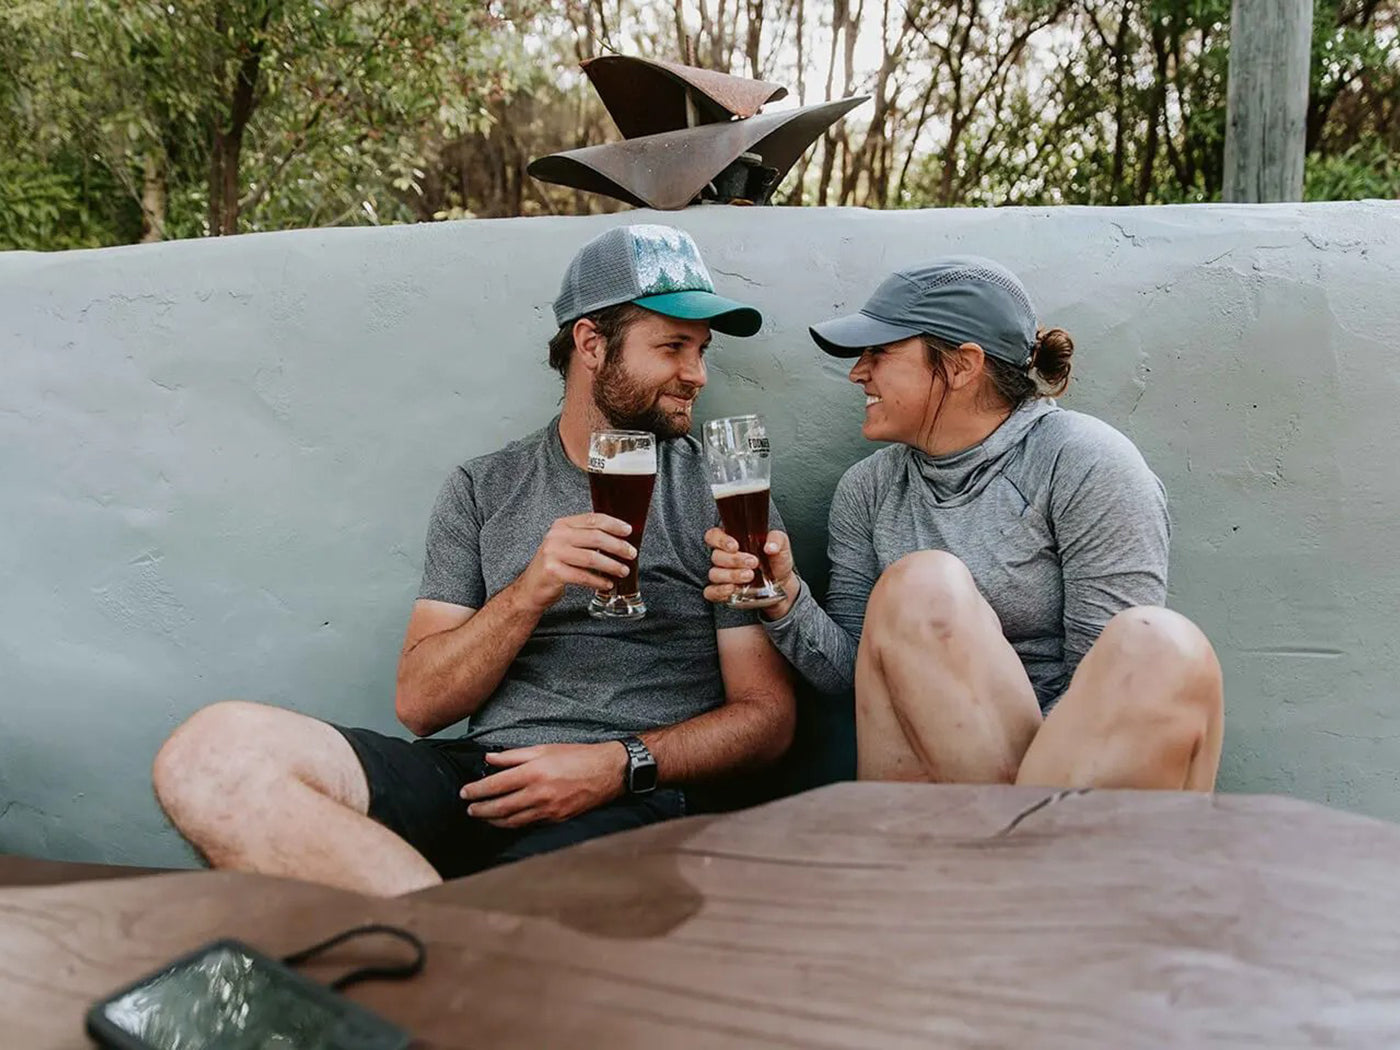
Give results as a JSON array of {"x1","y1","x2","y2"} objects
[
  {"x1": 640, "y1": 691, "x2": 794, "y2": 785},
  {"x1": 396, "y1": 581, "x2": 542, "y2": 736}
]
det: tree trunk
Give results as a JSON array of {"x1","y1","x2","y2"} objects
[
  {"x1": 1223, "y1": 0, "x2": 1314, "y2": 201},
  {"x1": 784, "y1": 0, "x2": 807, "y2": 205},
  {"x1": 1150, "y1": 18, "x2": 1190, "y2": 193},
  {"x1": 209, "y1": 7, "x2": 273, "y2": 235},
  {"x1": 1171, "y1": 24, "x2": 1199, "y2": 191},
  {"x1": 936, "y1": 2, "x2": 973, "y2": 206},
  {"x1": 208, "y1": 131, "x2": 226, "y2": 235},
  {"x1": 219, "y1": 124, "x2": 246, "y2": 235},
  {"x1": 845, "y1": 38, "x2": 897, "y2": 206},
  {"x1": 1110, "y1": 2, "x2": 1129, "y2": 202},
  {"x1": 815, "y1": 1, "x2": 844, "y2": 206},
  {"x1": 793, "y1": 0, "x2": 806, "y2": 104},
  {"x1": 1137, "y1": 20, "x2": 1166, "y2": 204},
  {"x1": 673, "y1": 0, "x2": 691, "y2": 63},
  {"x1": 745, "y1": 0, "x2": 762, "y2": 80},
  {"x1": 895, "y1": 72, "x2": 938, "y2": 205},
  {"x1": 140, "y1": 152, "x2": 166, "y2": 243},
  {"x1": 841, "y1": 1, "x2": 860, "y2": 97},
  {"x1": 939, "y1": 115, "x2": 965, "y2": 206}
]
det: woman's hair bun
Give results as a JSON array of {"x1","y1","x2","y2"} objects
[{"x1": 1031, "y1": 327, "x2": 1073, "y2": 395}]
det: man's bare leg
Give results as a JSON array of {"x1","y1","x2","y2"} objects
[
  {"x1": 855, "y1": 551, "x2": 1043, "y2": 783},
  {"x1": 1015, "y1": 607, "x2": 1224, "y2": 790},
  {"x1": 152, "y1": 701, "x2": 441, "y2": 896}
]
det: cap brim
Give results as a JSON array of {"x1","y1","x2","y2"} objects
[
  {"x1": 633, "y1": 290, "x2": 763, "y2": 337},
  {"x1": 809, "y1": 311, "x2": 922, "y2": 357}
]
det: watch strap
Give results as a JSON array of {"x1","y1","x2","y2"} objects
[{"x1": 620, "y1": 735, "x2": 656, "y2": 794}]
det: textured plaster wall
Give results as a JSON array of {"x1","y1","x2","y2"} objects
[{"x1": 2, "y1": 202, "x2": 1398, "y2": 866}]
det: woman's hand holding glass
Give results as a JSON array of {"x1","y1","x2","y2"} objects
[{"x1": 703, "y1": 527, "x2": 799, "y2": 620}]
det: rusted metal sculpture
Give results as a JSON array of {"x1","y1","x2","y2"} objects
[
  {"x1": 528, "y1": 55, "x2": 869, "y2": 209},
  {"x1": 582, "y1": 55, "x2": 788, "y2": 136}
]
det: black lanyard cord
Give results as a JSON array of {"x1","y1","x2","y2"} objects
[{"x1": 282, "y1": 923, "x2": 426, "y2": 991}]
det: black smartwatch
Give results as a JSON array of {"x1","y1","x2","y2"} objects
[{"x1": 620, "y1": 736, "x2": 658, "y2": 795}]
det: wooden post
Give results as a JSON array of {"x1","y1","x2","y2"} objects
[{"x1": 1223, "y1": 0, "x2": 1313, "y2": 202}]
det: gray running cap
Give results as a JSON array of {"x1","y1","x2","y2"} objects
[
  {"x1": 553, "y1": 224, "x2": 762, "y2": 337},
  {"x1": 810, "y1": 255, "x2": 1037, "y2": 366}
]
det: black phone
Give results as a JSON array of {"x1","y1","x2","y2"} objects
[{"x1": 85, "y1": 937, "x2": 413, "y2": 1050}]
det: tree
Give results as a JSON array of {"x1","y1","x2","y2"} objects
[
  {"x1": 2, "y1": 0, "x2": 1396, "y2": 251},
  {"x1": 1304, "y1": 0, "x2": 1400, "y2": 199},
  {"x1": 0, "y1": 2, "x2": 144, "y2": 248},
  {"x1": 2, "y1": 1, "x2": 513, "y2": 241}
]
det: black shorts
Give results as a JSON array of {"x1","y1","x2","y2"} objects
[{"x1": 333, "y1": 726, "x2": 686, "y2": 880}]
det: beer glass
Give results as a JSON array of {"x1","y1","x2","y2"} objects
[
  {"x1": 702, "y1": 415, "x2": 785, "y2": 609},
  {"x1": 586, "y1": 430, "x2": 657, "y2": 619}
]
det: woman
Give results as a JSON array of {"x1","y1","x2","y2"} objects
[{"x1": 706, "y1": 257, "x2": 1223, "y2": 790}]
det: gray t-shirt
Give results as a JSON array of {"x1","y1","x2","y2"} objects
[
  {"x1": 763, "y1": 400, "x2": 1169, "y2": 710},
  {"x1": 418, "y1": 417, "x2": 769, "y2": 745}
]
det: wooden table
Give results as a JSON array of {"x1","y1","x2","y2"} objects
[{"x1": 4, "y1": 783, "x2": 1399, "y2": 1048}]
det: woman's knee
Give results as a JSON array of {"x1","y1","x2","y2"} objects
[
  {"x1": 1101, "y1": 606, "x2": 1217, "y2": 667},
  {"x1": 868, "y1": 550, "x2": 979, "y2": 631},
  {"x1": 1099, "y1": 606, "x2": 1223, "y2": 706}
]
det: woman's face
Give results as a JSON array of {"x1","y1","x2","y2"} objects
[{"x1": 847, "y1": 336, "x2": 941, "y2": 445}]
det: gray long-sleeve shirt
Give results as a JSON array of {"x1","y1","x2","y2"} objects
[{"x1": 763, "y1": 399, "x2": 1169, "y2": 709}]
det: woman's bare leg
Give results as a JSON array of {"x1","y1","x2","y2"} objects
[
  {"x1": 1014, "y1": 606, "x2": 1224, "y2": 790},
  {"x1": 854, "y1": 551, "x2": 1042, "y2": 783}
]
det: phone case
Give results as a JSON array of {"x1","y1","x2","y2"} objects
[{"x1": 84, "y1": 937, "x2": 412, "y2": 1050}]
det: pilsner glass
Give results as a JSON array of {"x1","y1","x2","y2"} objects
[
  {"x1": 586, "y1": 430, "x2": 657, "y2": 620},
  {"x1": 702, "y1": 415, "x2": 785, "y2": 609}
]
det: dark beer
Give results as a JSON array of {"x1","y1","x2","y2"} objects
[
  {"x1": 586, "y1": 433, "x2": 655, "y2": 620},
  {"x1": 588, "y1": 455, "x2": 656, "y2": 598},
  {"x1": 713, "y1": 481, "x2": 776, "y2": 591},
  {"x1": 703, "y1": 415, "x2": 784, "y2": 610}
]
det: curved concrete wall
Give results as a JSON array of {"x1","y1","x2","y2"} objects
[{"x1": 2, "y1": 202, "x2": 1398, "y2": 865}]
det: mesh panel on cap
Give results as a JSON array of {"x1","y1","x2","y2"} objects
[
  {"x1": 553, "y1": 225, "x2": 719, "y2": 327},
  {"x1": 552, "y1": 227, "x2": 641, "y2": 327},
  {"x1": 915, "y1": 263, "x2": 1036, "y2": 321}
]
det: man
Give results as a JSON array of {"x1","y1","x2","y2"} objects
[{"x1": 152, "y1": 224, "x2": 796, "y2": 896}]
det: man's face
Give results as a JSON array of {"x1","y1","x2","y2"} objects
[{"x1": 593, "y1": 310, "x2": 711, "y2": 439}]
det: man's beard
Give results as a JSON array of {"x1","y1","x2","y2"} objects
[{"x1": 593, "y1": 349, "x2": 698, "y2": 439}]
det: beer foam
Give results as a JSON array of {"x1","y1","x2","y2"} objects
[
  {"x1": 711, "y1": 480, "x2": 770, "y2": 499},
  {"x1": 594, "y1": 448, "x2": 657, "y2": 475}
]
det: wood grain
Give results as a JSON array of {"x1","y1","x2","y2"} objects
[
  {"x1": 0, "y1": 856, "x2": 167, "y2": 888},
  {"x1": 5, "y1": 784, "x2": 1400, "y2": 1048},
  {"x1": 1223, "y1": 0, "x2": 1314, "y2": 202}
]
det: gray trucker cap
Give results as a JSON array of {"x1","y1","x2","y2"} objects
[
  {"x1": 553, "y1": 224, "x2": 762, "y2": 337},
  {"x1": 810, "y1": 256, "x2": 1037, "y2": 366}
]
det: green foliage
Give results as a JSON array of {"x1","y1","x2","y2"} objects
[
  {"x1": 1, "y1": 0, "x2": 515, "y2": 245},
  {"x1": 0, "y1": 155, "x2": 141, "y2": 251},
  {"x1": 896, "y1": 0, "x2": 1393, "y2": 209},
  {"x1": 0, "y1": 0, "x2": 1395, "y2": 249},
  {"x1": 1306, "y1": 140, "x2": 1400, "y2": 199},
  {"x1": 906, "y1": 0, "x2": 1234, "y2": 207}
]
